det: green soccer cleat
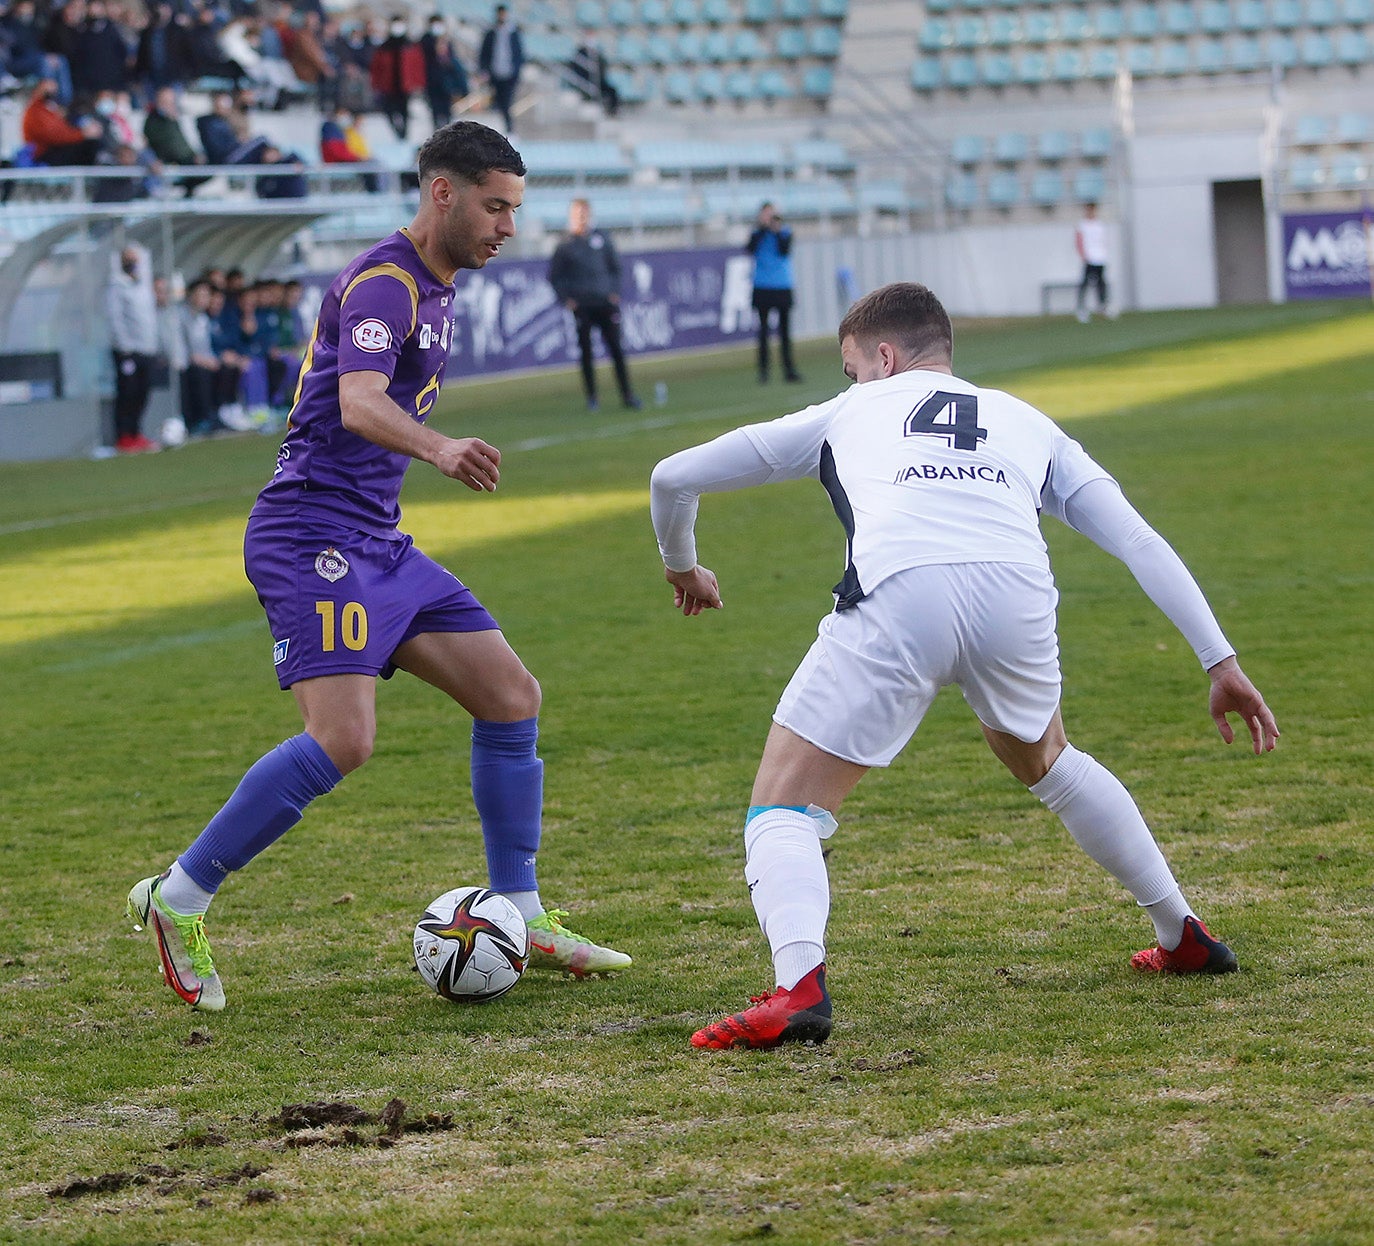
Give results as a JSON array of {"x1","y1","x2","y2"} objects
[
  {"x1": 526, "y1": 909, "x2": 632, "y2": 978},
  {"x1": 126, "y1": 873, "x2": 226, "y2": 1012}
]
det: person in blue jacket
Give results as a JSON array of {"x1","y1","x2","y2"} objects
[{"x1": 745, "y1": 201, "x2": 801, "y2": 384}]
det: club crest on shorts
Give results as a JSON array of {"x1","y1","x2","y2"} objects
[{"x1": 315, "y1": 547, "x2": 350, "y2": 582}]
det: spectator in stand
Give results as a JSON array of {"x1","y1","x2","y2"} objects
[
  {"x1": 187, "y1": 3, "x2": 234, "y2": 82},
  {"x1": 422, "y1": 16, "x2": 469, "y2": 129},
  {"x1": 3, "y1": 0, "x2": 73, "y2": 104},
  {"x1": 71, "y1": 0, "x2": 131, "y2": 99},
  {"x1": 43, "y1": 1, "x2": 84, "y2": 87},
  {"x1": 154, "y1": 273, "x2": 187, "y2": 444},
  {"x1": 569, "y1": 35, "x2": 616, "y2": 117},
  {"x1": 370, "y1": 16, "x2": 424, "y2": 139},
  {"x1": 135, "y1": 2, "x2": 194, "y2": 97},
  {"x1": 178, "y1": 278, "x2": 224, "y2": 437},
  {"x1": 107, "y1": 242, "x2": 161, "y2": 454},
  {"x1": 21, "y1": 77, "x2": 102, "y2": 164},
  {"x1": 235, "y1": 282, "x2": 272, "y2": 423},
  {"x1": 478, "y1": 4, "x2": 522, "y2": 135},
  {"x1": 90, "y1": 139, "x2": 154, "y2": 202},
  {"x1": 208, "y1": 283, "x2": 249, "y2": 430},
  {"x1": 195, "y1": 91, "x2": 242, "y2": 165},
  {"x1": 232, "y1": 135, "x2": 307, "y2": 199},
  {"x1": 218, "y1": 14, "x2": 301, "y2": 108},
  {"x1": 320, "y1": 106, "x2": 380, "y2": 191},
  {"x1": 281, "y1": 9, "x2": 334, "y2": 109},
  {"x1": 144, "y1": 86, "x2": 208, "y2": 194}
]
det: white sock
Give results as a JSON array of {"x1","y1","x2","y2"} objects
[
  {"x1": 1029, "y1": 744, "x2": 1191, "y2": 947},
  {"x1": 158, "y1": 861, "x2": 214, "y2": 916},
  {"x1": 744, "y1": 808, "x2": 829, "y2": 991},
  {"x1": 501, "y1": 890, "x2": 544, "y2": 922}
]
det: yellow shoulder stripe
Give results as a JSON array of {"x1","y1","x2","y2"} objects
[{"x1": 340, "y1": 263, "x2": 420, "y2": 338}]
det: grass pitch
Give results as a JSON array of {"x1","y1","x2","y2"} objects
[{"x1": 1, "y1": 301, "x2": 1371, "y2": 1244}]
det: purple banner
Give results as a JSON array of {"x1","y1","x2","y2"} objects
[
  {"x1": 1282, "y1": 210, "x2": 1374, "y2": 300},
  {"x1": 299, "y1": 245, "x2": 757, "y2": 376}
]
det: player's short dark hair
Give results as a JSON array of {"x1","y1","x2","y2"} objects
[
  {"x1": 837, "y1": 282, "x2": 953, "y2": 363},
  {"x1": 417, "y1": 120, "x2": 526, "y2": 186}
]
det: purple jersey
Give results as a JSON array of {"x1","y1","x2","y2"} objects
[{"x1": 255, "y1": 229, "x2": 457, "y2": 536}]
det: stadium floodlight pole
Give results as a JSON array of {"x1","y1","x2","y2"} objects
[
  {"x1": 1260, "y1": 78, "x2": 1287, "y2": 305},
  {"x1": 1111, "y1": 64, "x2": 1138, "y2": 315}
]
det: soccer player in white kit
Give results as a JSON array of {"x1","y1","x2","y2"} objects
[{"x1": 650, "y1": 283, "x2": 1279, "y2": 1051}]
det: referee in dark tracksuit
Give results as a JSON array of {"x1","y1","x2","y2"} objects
[{"x1": 548, "y1": 198, "x2": 641, "y2": 412}]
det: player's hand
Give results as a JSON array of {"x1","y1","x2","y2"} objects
[
  {"x1": 665, "y1": 565, "x2": 722, "y2": 616},
  {"x1": 433, "y1": 436, "x2": 501, "y2": 492},
  {"x1": 1207, "y1": 656, "x2": 1279, "y2": 754}
]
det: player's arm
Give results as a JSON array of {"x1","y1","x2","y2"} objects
[
  {"x1": 339, "y1": 369, "x2": 500, "y2": 493},
  {"x1": 1059, "y1": 477, "x2": 1279, "y2": 753}
]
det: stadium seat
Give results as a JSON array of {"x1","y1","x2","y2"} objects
[
  {"x1": 524, "y1": 31, "x2": 576, "y2": 62},
  {"x1": 1059, "y1": 9, "x2": 1092, "y2": 40},
  {"x1": 575, "y1": 1, "x2": 606, "y2": 26},
  {"x1": 945, "y1": 173, "x2": 980, "y2": 210},
  {"x1": 777, "y1": 182, "x2": 854, "y2": 218},
  {"x1": 1341, "y1": 0, "x2": 1374, "y2": 19},
  {"x1": 925, "y1": 0, "x2": 953, "y2": 10},
  {"x1": 980, "y1": 52, "x2": 1015, "y2": 85},
  {"x1": 1195, "y1": 39, "x2": 1228, "y2": 72},
  {"x1": 636, "y1": 139, "x2": 785, "y2": 171},
  {"x1": 1200, "y1": 0, "x2": 1232, "y2": 33},
  {"x1": 993, "y1": 131, "x2": 1029, "y2": 162},
  {"x1": 780, "y1": 0, "x2": 811, "y2": 17},
  {"x1": 1094, "y1": 8, "x2": 1125, "y2": 39},
  {"x1": 1336, "y1": 31, "x2": 1371, "y2": 64},
  {"x1": 1271, "y1": 0, "x2": 1302, "y2": 28},
  {"x1": 775, "y1": 27, "x2": 808, "y2": 58},
  {"x1": 1229, "y1": 35, "x2": 1264, "y2": 70},
  {"x1": 792, "y1": 139, "x2": 855, "y2": 172},
  {"x1": 1234, "y1": 0, "x2": 1267, "y2": 31},
  {"x1": 1073, "y1": 168, "x2": 1107, "y2": 202},
  {"x1": 1329, "y1": 153, "x2": 1370, "y2": 189},
  {"x1": 724, "y1": 68, "x2": 757, "y2": 100},
  {"x1": 641, "y1": 0, "x2": 668, "y2": 25},
  {"x1": 677, "y1": 30, "x2": 704, "y2": 59},
  {"x1": 743, "y1": 0, "x2": 776, "y2": 20},
  {"x1": 1023, "y1": 12, "x2": 1057, "y2": 42},
  {"x1": 647, "y1": 33, "x2": 677, "y2": 64},
  {"x1": 732, "y1": 30, "x2": 764, "y2": 59},
  {"x1": 919, "y1": 20, "x2": 953, "y2": 51},
  {"x1": 617, "y1": 34, "x2": 648, "y2": 66},
  {"x1": 1030, "y1": 170, "x2": 1064, "y2": 205},
  {"x1": 954, "y1": 16, "x2": 988, "y2": 48},
  {"x1": 608, "y1": 0, "x2": 638, "y2": 25},
  {"x1": 1080, "y1": 127, "x2": 1113, "y2": 159},
  {"x1": 1126, "y1": 43, "x2": 1158, "y2": 76},
  {"x1": 986, "y1": 14, "x2": 1018, "y2": 45},
  {"x1": 1052, "y1": 49, "x2": 1086, "y2": 81},
  {"x1": 802, "y1": 66, "x2": 834, "y2": 97},
  {"x1": 809, "y1": 25, "x2": 843, "y2": 57},
  {"x1": 1335, "y1": 113, "x2": 1372, "y2": 143},
  {"x1": 961, "y1": 0, "x2": 990, "y2": 9},
  {"x1": 1294, "y1": 115, "x2": 1334, "y2": 144},
  {"x1": 946, "y1": 55, "x2": 979, "y2": 87},
  {"x1": 695, "y1": 67, "x2": 725, "y2": 100},
  {"x1": 1266, "y1": 33, "x2": 1299, "y2": 67},
  {"x1": 1159, "y1": 42, "x2": 1191, "y2": 74},
  {"x1": 700, "y1": 29, "x2": 730, "y2": 60},
  {"x1": 518, "y1": 141, "x2": 634, "y2": 179},
  {"x1": 1088, "y1": 46, "x2": 1120, "y2": 78},
  {"x1": 987, "y1": 171, "x2": 1021, "y2": 207},
  {"x1": 816, "y1": 0, "x2": 850, "y2": 16},
  {"x1": 951, "y1": 134, "x2": 987, "y2": 164},
  {"x1": 669, "y1": 0, "x2": 698, "y2": 25},
  {"x1": 1288, "y1": 157, "x2": 1325, "y2": 190},
  {"x1": 612, "y1": 71, "x2": 654, "y2": 103},
  {"x1": 1038, "y1": 129, "x2": 1073, "y2": 161},
  {"x1": 702, "y1": 0, "x2": 733, "y2": 22},
  {"x1": 911, "y1": 58, "x2": 943, "y2": 91},
  {"x1": 857, "y1": 180, "x2": 914, "y2": 212},
  {"x1": 756, "y1": 67, "x2": 795, "y2": 98},
  {"x1": 1127, "y1": 7, "x2": 1160, "y2": 39},
  {"x1": 1306, "y1": 0, "x2": 1339, "y2": 25},
  {"x1": 1301, "y1": 32, "x2": 1336, "y2": 66},
  {"x1": 1163, "y1": 2, "x2": 1196, "y2": 35},
  {"x1": 663, "y1": 69, "x2": 694, "y2": 101},
  {"x1": 1016, "y1": 50, "x2": 1050, "y2": 83}
]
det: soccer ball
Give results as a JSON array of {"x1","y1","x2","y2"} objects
[{"x1": 413, "y1": 886, "x2": 530, "y2": 1004}]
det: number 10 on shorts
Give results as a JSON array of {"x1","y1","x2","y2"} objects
[{"x1": 316, "y1": 600, "x2": 369, "y2": 652}]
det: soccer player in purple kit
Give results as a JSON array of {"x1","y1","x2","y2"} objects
[{"x1": 127, "y1": 121, "x2": 631, "y2": 1012}]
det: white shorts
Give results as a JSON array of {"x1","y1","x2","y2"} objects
[{"x1": 773, "y1": 562, "x2": 1062, "y2": 767}]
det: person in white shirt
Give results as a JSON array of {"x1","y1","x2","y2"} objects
[
  {"x1": 1075, "y1": 201, "x2": 1110, "y2": 322},
  {"x1": 650, "y1": 282, "x2": 1278, "y2": 1051},
  {"x1": 107, "y1": 243, "x2": 161, "y2": 454}
]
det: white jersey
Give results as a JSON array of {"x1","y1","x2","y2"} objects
[
  {"x1": 1077, "y1": 218, "x2": 1109, "y2": 265},
  {"x1": 736, "y1": 369, "x2": 1112, "y2": 608}
]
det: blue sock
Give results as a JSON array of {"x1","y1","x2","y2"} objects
[
  {"x1": 178, "y1": 733, "x2": 342, "y2": 892},
  {"x1": 472, "y1": 717, "x2": 542, "y2": 893}
]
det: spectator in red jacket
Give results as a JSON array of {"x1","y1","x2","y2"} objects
[
  {"x1": 21, "y1": 78, "x2": 103, "y2": 165},
  {"x1": 369, "y1": 17, "x2": 425, "y2": 139}
]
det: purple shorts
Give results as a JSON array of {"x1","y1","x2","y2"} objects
[{"x1": 244, "y1": 512, "x2": 499, "y2": 689}]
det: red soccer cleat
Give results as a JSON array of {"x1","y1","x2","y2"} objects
[
  {"x1": 691, "y1": 964, "x2": 833, "y2": 1050},
  {"x1": 1131, "y1": 916, "x2": 1238, "y2": 974}
]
